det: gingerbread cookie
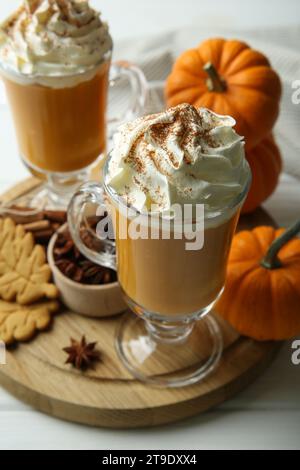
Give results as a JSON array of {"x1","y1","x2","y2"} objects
[
  {"x1": 0, "y1": 218, "x2": 58, "y2": 305},
  {"x1": 0, "y1": 299, "x2": 59, "y2": 345}
]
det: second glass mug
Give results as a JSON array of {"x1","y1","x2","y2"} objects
[
  {"x1": 68, "y1": 154, "x2": 251, "y2": 388},
  {"x1": 0, "y1": 51, "x2": 147, "y2": 207}
]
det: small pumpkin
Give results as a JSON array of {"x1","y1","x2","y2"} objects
[
  {"x1": 165, "y1": 38, "x2": 282, "y2": 150},
  {"x1": 242, "y1": 134, "x2": 282, "y2": 214},
  {"x1": 216, "y1": 222, "x2": 300, "y2": 341}
]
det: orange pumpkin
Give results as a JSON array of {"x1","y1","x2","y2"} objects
[
  {"x1": 216, "y1": 222, "x2": 300, "y2": 341},
  {"x1": 165, "y1": 38, "x2": 282, "y2": 150},
  {"x1": 242, "y1": 134, "x2": 282, "y2": 214}
]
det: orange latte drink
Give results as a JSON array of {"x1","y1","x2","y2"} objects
[
  {"x1": 113, "y1": 207, "x2": 239, "y2": 316},
  {"x1": 2, "y1": 61, "x2": 110, "y2": 173},
  {"x1": 0, "y1": 0, "x2": 112, "y2": 174},
  {"x1": 106, "y1": 104, "x2": 250, "y2": 317}
]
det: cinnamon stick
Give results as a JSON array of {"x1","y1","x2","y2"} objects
[
  {"x1": 43, "y1": 210, "x2": 67, "y2": 224},
  {"x1": 23, "y1": 220, "x2": 51, "y2": 233}
]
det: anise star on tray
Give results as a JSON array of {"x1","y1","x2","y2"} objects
[{"x1": 63, "y1": 335, "x2": 101, "y2": 370}]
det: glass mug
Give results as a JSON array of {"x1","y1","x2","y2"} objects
[
  {"x1": 0, "y1": 51, "x2": 147, "y2": 207},
  {"x1": 68, "y1": 154, "x2": 251, "y2": 387}
]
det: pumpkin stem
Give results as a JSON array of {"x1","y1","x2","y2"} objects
[
  {"x1": 203, "y1": 62, "x2": 227, "y2": 92},
  {"x1": 261, "y1": 220, "x2": 300, "y2": 270}
]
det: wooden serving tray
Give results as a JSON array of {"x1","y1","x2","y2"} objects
[{"x1": 0, "y1": 179, "x2": 281, "y2": 428}]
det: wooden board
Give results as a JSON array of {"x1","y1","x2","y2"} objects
[{"x1": 0, "y1": 179, "x2": 281, "y2": 428}]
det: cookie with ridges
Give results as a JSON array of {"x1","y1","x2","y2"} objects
[
  {"x1": 0, "y1": 218, "x2": 58, "y2": 305},
  {"x1": 0, "y1": 299, "x2": 59, "y2": 345}
]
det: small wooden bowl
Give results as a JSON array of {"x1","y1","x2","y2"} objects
[{"x1": 47, "y1": 226, "x2": 127, "y2": 318}]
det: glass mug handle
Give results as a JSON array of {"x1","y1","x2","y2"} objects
[
  {"x1": 107, "y1": 61, "x2": 148, "y2": 139},
  {"x1": 68, "y1": 182, "x2": 117, "y2": 271}
]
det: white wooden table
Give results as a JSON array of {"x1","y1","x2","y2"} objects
[{"x1": 0, "y1": 0, "x2": 300, "y2": 451}]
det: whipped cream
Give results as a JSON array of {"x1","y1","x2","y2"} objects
[
  {"x1": 107, "y1": 104, "x2": 249, "y2": 214},
  {"x1": 0, "y1": 0, "x2": 112, "y2": 87}
]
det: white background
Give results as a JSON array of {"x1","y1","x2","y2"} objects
[
  {"x1": 1, "y1": 0, "x2": 300, "y2": 41},
  {"x1": 0, "y1": 0, "x2": 300, "y2": 450}
]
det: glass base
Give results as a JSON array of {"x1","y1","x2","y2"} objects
[{"x1": 116, "y1": 312, "x2": 223, "y2": 388}]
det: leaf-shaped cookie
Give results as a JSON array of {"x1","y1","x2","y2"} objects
[
  {"x1": 0, "y1": 218, "x2": 58, "y2": 304},
  {"x1": 0, "y1": 299, "x2": 59, "y2": 345}
]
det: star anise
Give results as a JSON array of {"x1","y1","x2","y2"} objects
[{"x1": 63, "y1": 336, "x2": 101, "y2": 370}]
